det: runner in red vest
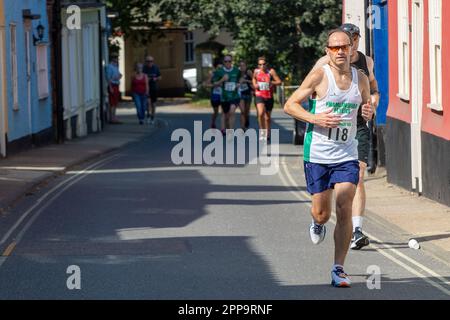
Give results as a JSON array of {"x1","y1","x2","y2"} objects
[{"x1": 253, "y1": 57, "x2": 282, "y2": 141}]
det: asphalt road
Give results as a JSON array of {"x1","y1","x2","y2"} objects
[{"x1": 0, "y1": 106, "x2": 449, "y2": 300}]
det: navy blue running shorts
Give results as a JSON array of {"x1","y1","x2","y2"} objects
[
  {"x1": 221, "y1": 100, "x2": 240, "y2": 114},
  {"x1": 304, "y1": 160, "x2": 360, "y2": 195}
]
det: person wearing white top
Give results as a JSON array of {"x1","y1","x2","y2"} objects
[{"x1": 284, "y1": 29, "x2": 374, "y2": 287}]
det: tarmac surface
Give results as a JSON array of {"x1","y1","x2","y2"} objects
[{"x1": 0, "y1": 100, "x2": 448, "y2": 299}]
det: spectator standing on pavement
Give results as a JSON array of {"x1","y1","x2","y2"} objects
[
  {"x1": 143, "y1": 56, "x2": 162, "y2": 124},
  {"x1": 106, "y1": 53, "x2": 123, "y2": 124},
  {"x1": 131, "y1": 63, "x2": 149, "y2": 125},
  {"x1": 238, "y1": 60, "x2": 254, "y2": 131},
  {"x1": 284, "y1": 29, "x2": 374, "y2": 287},
  {"x1": 312, "y1": 23, "x2": 380, "y2": 250},
  {"x1": 253, "y1": 57, "x2": 282, "y2": 142}
]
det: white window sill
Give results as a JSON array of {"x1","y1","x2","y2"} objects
[
  {"x1": 39, "y1": 94, "x2": 49, "y2": 100},
  {"x1": 427, "y1": 103, "x2": 443, "y2": 112},
  {"x1": 396, "y1": 93, "x2": 410, "y2": 102}
]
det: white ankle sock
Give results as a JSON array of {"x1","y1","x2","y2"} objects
[
  {"x1": 352, "y1": 216, "x2": 363, "y2": 231},
  {"x1": 333, "y1": 264, "x2": 344, "y2": 271}
]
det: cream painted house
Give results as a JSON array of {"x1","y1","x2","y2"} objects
[{"x1": 118, "y1": 28, "x2": 234, "y2": 97}]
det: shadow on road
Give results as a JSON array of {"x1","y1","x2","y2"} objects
[{"x1": 0, "y1": 109, "x2": 448, "y2": 300}]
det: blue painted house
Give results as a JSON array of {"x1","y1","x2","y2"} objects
[
  {"x1": 343, "y1": 0, "x2": 390, "y2": 168},
  {"x1": 371, "y1": 0, "x2": 389, "y2": 167},
  {"x1": 0, "y1": 0, "x2": 52, "y2": 156}
]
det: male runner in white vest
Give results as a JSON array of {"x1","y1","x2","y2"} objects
[
  {"x1": 312, "y1": 23, "x2": 380, "y2": 250},
  {"x1": 284, "y1": 29, "x2": 374, "y2": 287}
]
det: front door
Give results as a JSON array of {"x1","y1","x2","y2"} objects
[{"x1": 411, "y1": 0, "x2": 424, "y2": 193}]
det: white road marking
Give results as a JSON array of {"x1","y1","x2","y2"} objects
[
  {"x1": 66, "y1": 166, "x2": 206, "y2": 175},
  {"x1": 0, "y1": 166, "x2": 65, "y2": 171},
  {"x1": 0, "y1": 154, "x2": 120, "y2": 247},
  {"x1": 279, "y1": 158, "x2": 450, "y2": 296}
]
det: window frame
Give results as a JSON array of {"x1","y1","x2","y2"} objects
[
  {"x1": 184, "y1": 31, "x2": 195, "y2": 64},
  {"x1": 427, "y1": 0, "x2": 442, "y2": 111},
  {"x1": 397, "y1": 0, "x2": 410, "y2": 101},
  {"x1": 9, "y1": 23, "x2": 19, "y2": 110},
  {"x1": 36, "y1": 43, "x2": 49, "y2": 99}
]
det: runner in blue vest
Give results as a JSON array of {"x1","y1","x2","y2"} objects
[{"x1": 205, "y1": 59, "x2": 223, "y2": 129}]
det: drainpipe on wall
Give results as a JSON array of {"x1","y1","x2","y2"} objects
[
  {"x1": 53, "y1": 0, "x2": 64, "y2": 143},
  {"x1": 98, "y1": 5, "x2": 105, "y2": 129},
  {"x1": 0, "y1": 0, "x2": 6, "y2": 157},
  {"x1": 0, "y1": 29, "x2": 5, "y2": 157},
  {"x1": 366, "y1": 0, "x2": 374, "y2": 57}
]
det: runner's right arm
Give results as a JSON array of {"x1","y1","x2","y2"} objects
[
  {"x1": 204, "y1": 71, "x2": 214, "y2": 88},
  {"x1": 252, "y1": 70, "x2": 259, "y2": 90},
  {"x1": 311, "y1": 55, "x2": 330, "y2": 73},
  {"x1": 247, "y1": 70, "x2": 255, "y2": 90},
  {"x1": 214, "y1": 74, "x2": 229, "y2": 86},
  {"x1": 284, "y1": 68, "x2": 341, "y2": 128}
]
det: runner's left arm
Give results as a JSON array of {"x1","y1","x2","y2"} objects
[
  {"x1": 270, "y1": 69, "x2": 282, "y2": 86},
  {"x1": 284, "y1": 69, "x2": 341, "y2": 128},
  {"x1": 359, "y1": 71, "x2": 374, "y2": 121},
  {"x1": 366, "y1": 56, "x2": 380, "y2": 108}
]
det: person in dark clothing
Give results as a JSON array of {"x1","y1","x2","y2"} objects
[
  {"x1": 238, "y1": 60, "x2": 254, "y2": 130},
  {"x1": 143, "y1": 56, "x2": 162, "y2": 124}
]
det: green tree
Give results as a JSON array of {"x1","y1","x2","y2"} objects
[{"x1": 107, "y1": 0, "x2": 342, "y2": 82}]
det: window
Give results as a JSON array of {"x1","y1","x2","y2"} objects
[
  {"x1": 62, "y1": 27, "x2": 70, "y2": 114},
  {"x1": 83, "y1": 24, "x2": 93, "y2": 103},
  {"x1": 82, "y1": 23, "x2": 100, "y2": 105},
  {"x1": 184, "y1": 31, "x2": 194, "y2": 63},
  {"x1": 36, "y1": 44, "x2": 49, "y2": 99},
  {"x1": 63, "y1": 28, "x2": 80, "y2": 113},
  {"x1": 9, "y1": 23, "x2": 18, "y2": 110},
  {"x1": 428, "y1": 0, "x2": 442, "y2": 111},
  {"x1": 397, "y1": 0, "x2": 410, "y2": 100}
]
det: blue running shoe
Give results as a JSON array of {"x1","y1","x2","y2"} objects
[
  {"x1": 331, "y1": 266, "x2": 351, "y2": 288},
  {"x1": 309, "y1": 222, "x2": 326, "y2": 245}
]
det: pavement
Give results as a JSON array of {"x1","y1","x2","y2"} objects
[
  {"x1": 0, "y1": 102, "x2": 160, "y2": 214},
  {"x1": 1, "y1": 99, "x2": 449, "y2": 269}
]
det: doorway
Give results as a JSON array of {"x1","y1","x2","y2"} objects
[{"x1": 411, "y1": 0, "x2": 424, "y2": 193}]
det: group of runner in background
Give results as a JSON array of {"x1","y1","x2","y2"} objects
[{"x1": 205, "y1": 55, "x2": 282, "y2": 142}]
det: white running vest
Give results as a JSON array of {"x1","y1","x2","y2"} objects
[{"x1": 304, "y1": 65, "x2": 362, "y2": 164}]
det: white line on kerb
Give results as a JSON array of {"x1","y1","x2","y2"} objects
[
  {"x1": 0, "y1": 166, "x2": 66, "y2": 171},
  {"x1": 0, "y1": 154, "x2": 120, "y2": 246},
  {"x1": 279, "y1": 158, "x2": 450, "y2": 297}
]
